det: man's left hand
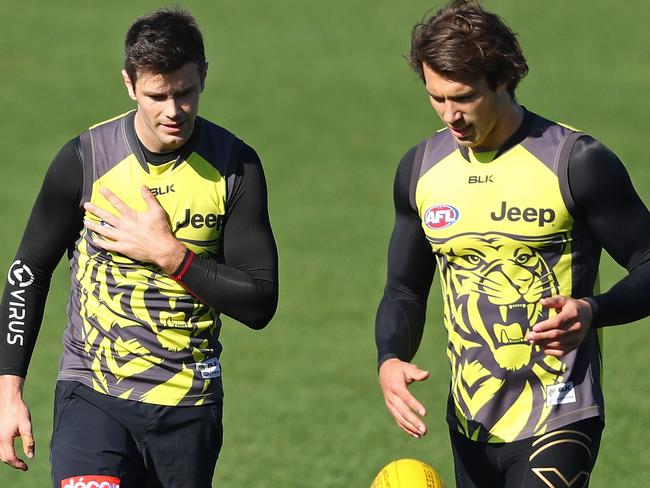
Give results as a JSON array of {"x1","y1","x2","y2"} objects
[
  {"x1": 526, "y1": 296, "x2": 593, "y2": 357},
  {"x1": 83, "y1": 186, "x2": 187, "y2": 274}
]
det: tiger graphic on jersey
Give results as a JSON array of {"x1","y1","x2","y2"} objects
[
  {"x1": 410, "y1": 113, "x2": 605, "y2": 443},
  {"x1": 430, "y1": 231, "x2": 569, "y2": 441},
  {"x1": 57, "y1": 111, "x2": 236, "y2": 407},
  {"x1": 75, "y1": 232, "x2": 219, "y2": 404}
]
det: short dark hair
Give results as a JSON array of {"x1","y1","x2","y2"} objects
[
  {"x1": 124, "y1": 7, "x2": 206, "y2": 84},
  {"x1": 409, "y1": 0, "x2": 528, "y2": 96}
]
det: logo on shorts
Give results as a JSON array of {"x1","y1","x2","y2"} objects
[
  {"x1": 196, "y1": 357, "x2": 222, "y2": 379},
  {"x1": 424, "y1": 204, "x2": 460, "y2": 229},
  {"x1": 7, "y1": 260, "x2": 34, "y2": 288},
  {"x1": 60, "y1": 476, "x2": 121, "y2": 488}
]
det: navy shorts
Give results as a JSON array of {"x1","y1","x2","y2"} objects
[
  {"x1": 450, "y1": 416, "x2": 603, "y2": 488},
  {"x1": 50, "y1": 381, "x2": 223, "y2": 488}
]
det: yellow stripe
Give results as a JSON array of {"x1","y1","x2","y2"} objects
[
  {"x1": 89, "y1": 110, "x2": 135, "y2": 129},
  {"x1": 529, "y1": 438, "x2": 591, "y2": 462},
  {"x1": 532, "y1": 428, "x2": 591, "y2": 447}
]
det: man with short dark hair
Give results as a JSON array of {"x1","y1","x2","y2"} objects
[
  {"x1": 375, "y1": 1, "x2": 650, "y2": 486},
  {"x1": 0, "y1": 7, "x2": 278, "y2": 487}
]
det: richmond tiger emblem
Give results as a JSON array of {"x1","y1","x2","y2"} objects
[{"x1": 429, "y1": 231, "x2": 570, "y2": 441}]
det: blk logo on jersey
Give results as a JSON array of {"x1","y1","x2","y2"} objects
[
  {"x1": 424, "y1": 205, "x2": 460, "y2": 229},
  {"x1": 196, "y1": 357, "x2": 222, "y2": 379},
  {"x1": 468, "y1": 175, "x2": 493, "y2": 184},
  {"x1": 60, "y1": 475, "x2": 121, "y2": 488},
  {"x1": 148, "y1": 184, "x2": 175, "y2": 196},
  {"x1": 546, "y1": 381, "x2": 576, "y2": 406}
]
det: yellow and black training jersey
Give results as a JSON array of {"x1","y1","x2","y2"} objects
[
  {"x1": 0, "y1": 111, "x2": 278, "y2": 407},
  {"x1": 376, "y1": 109, "x2": 650, "y2": 442}
]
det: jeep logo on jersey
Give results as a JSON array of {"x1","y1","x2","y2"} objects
[
  {"x1": 60, "y1": 475, "x2": 121, "y2": 488},
  {"x1": 490, "y1": 201, "x2": 556, "y2": 227},
  {"x1": 424, "y1": 205, "x2": 460, "y2": 229},
  {"x1": 175, "y1": 209, "x2": 224, "y2": 230},
  {"x1": 7, "y1": 260, "x2": 34, "y2": 288}
]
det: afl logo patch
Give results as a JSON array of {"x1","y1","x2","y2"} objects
[{"x1": 424, "y1": 204, "x2": 460, "y2": 229}]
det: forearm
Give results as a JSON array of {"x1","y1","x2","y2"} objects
[
  {"x1": 171, "y1": 143, "x2": 278, "y2": 329},
  {"x1": 586, "y1": 257, "x2": 650, "y2": 327},
  {"x1": 172, "y1": 250, "x2": 277, "y2": 329},
  {"x1": 0, "y1": 265, "x2": 51, "y2": 376},
  {"x1": 376, "y1": 292, "x2": 427, "y2": 366}
]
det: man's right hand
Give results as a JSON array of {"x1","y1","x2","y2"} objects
[
  {"x1": 378, "y1": 358, "x2": 430, "y2": 438},
  {"x1": 0, "y1": 375, "x2": 34, "y2": 471}
]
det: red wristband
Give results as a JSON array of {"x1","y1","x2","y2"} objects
[{"x1": 171, "y1": 250, "x2": 195, "y2": 281}]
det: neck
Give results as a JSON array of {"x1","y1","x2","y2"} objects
[
  {"x1": 492, "y1": 101, "x2": 524, "y2": 150},
  {"x1": 133, "y1": 110, "x2": 191, "y2": 153}
]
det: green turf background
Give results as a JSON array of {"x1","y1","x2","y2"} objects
[{"x1": 1, "y1": 0, "x2": 649, "y2": 486}]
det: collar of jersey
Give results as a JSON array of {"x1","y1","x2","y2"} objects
[
  {"x1": 458, "y1": 106, "x2": 533, "y2": 164},
  {"x1": 123, "y1": 110, "x2": 203, "y2": 174}
]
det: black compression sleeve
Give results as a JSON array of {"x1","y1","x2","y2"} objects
[
  {"x1": 0, "y1": 139, "x2": 83, "y2": 376},
  {"x1": 375, "y1": 147, "x2": 436, "y2": 366},
  {"x1": 569, "y1": 136, "x2": 650, "y2": 327},
  {"x1": 172, "y1": 144, "x2": 278, "y2": 330}
]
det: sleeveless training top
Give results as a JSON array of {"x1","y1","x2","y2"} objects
[
  {"x1": 412, "y1": 111, "x2": 604, "y2": 442},
  {"x1": 58, "y1": 111, "x2": 241, "y2": 406}
]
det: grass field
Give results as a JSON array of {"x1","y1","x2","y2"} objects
[{"x1": 1, "y1": 0, "x2": 649, "y2": 486}]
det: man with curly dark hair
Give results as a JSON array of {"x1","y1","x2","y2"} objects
[{"x1": 376, "y1": 1, "x2": 650, "y2": 486}]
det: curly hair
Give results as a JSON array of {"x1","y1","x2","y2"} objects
[
  {"x1": 409, "y1": 0, "x2": 528, "y2": 96},
  {"x1": 124, "y1": 7, "x2": 206, "y2": 84}
]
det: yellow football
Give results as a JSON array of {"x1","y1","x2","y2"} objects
[{"x1": 371, "y1": 458, "x2": 446, "y2": 488}]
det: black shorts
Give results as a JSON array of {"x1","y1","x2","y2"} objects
[
  {"x1": 50, "y1": 381, "x2": 223, "y2": 488},
  {"x1": 449, "y1": 416, "x2": 603, "y2": 488}
]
